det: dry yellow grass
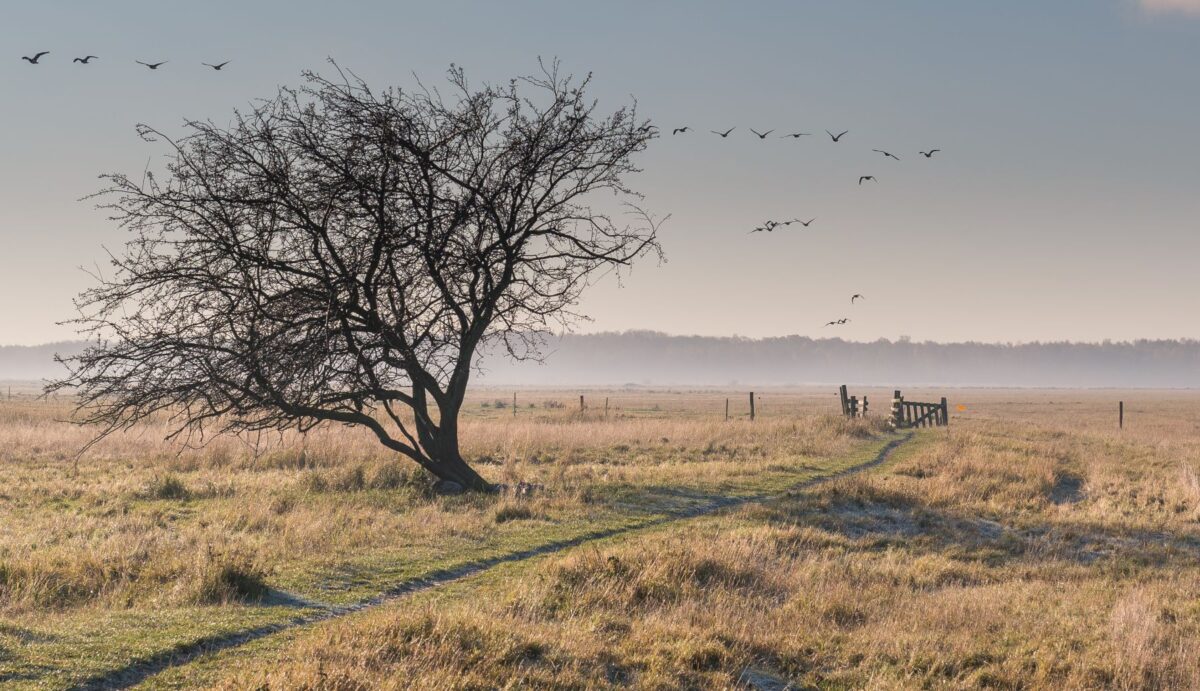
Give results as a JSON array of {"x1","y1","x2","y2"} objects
[
  {"x1": 0, "y1": 391, "x2": 869, "y2": 617},
  {"x1": 206, "y1": 390, "x2": 1200, "y2": 690},
  {"x1": 5, "y1": 388, "x2": 1200, "y2": 689}
]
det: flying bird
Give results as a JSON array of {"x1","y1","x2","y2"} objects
[
  {"x1": 749, "y1": 220, "x2": 783, "y2": 233},
  {"x1": 782, "y1": 132, "x2": 811, "y2": 138},
  {"x1": 711, "y1": 127, "x2": 736, "y2": 138},
  {"x1": 851, "y1": 294, "x2": 864, "y2": 303},
  {"x1": 21, "y1": 52, "x2": 50, "y2": 64},
  {"x1": 823, "y1": 320, "x2": 840, "y2": 327},
  {"x1": 859, "y1": 176, "x2": 876, "y2": 185},
  {"x1": 839, "y1": 318, "x2": 850, "y2": 324},
  {"x1": 750, "y1": 129, "x2": 774, "y2": 139},
  {"x1": 136, "y1": 60, "x2": 167, "y2": 70},
  {"x1": 202, "y1": 61, "x2": 231, "y2": 70},
  {"x1": 872, "y1": 149, "x2": 901, "y2": 160},
  {"x1": 919, "y1": 149, "x2": 941, "y2": 158},
  {"x1": 794, "y1": 218, "x2": 816, "y2": 227},
  {"x1": 73, "y1": 56, "x2": 98, "y2": 64},
  {"x1": 826, "y1": 129, "x2": 849, "y2": 142}
]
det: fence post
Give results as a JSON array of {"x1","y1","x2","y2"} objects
[
  {"x1": 580, "y1": 395, "x2": 585, "y2": 413},
  {"x1": 849, "y1": 396, "x2": 858, "y2": 418},
  {"x1": 513, "y1": 392, "x2": 517, "y2": 417},
  {"x1": 891, "y1": 390, "x2": 903, "y2": 428},
  {"x1": 605, "y1": 397, "x2": 609, "y2": 419},
  {"x1": 749, "y1": 392, "x2": 756, "y2": 421},
  {"x1": 940, "y1": 397, "x2": 948, "y2": 426},
  {"x1": 862, "y1": 395, "x2": 869, "y2": 417},
  {"x1": 1119, "y1": 401, "x2": 1124, "y2": 429},
  {"x1": 725, "y1": 397, "x2": 729, "y2": 422},
  {"x1": 839, "y1": 385, "x2": 850, "y2": 416}
]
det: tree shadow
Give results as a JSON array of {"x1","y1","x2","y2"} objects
[{"x1": 755, "y1": 480, "x2": 1200, "y2": 570}]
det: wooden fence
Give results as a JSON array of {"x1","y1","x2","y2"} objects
[
  {"x1": 838, "y1": 385, "x2": 869, "y2": 418},
  {"x1": 891, "y1": 389, "x2": 948, "y2": 428},
  {"x1": 839, "y1": 386, "x2": 949, "y2": 428}
]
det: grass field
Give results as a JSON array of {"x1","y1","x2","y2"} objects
[{"x1": 3, "y1": 387, "x2": 1200, "y2": 688}]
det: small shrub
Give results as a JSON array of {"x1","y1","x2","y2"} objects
[
  {"x1": 332, "y1": 465, "x2": 368, "y2": 492},
  {"x1": 301, "y1": 470, "x2": 329, "y2": 493},
  {"x1": 267, "y1": 493, "x2": 296, "y2": 515},
  {"x1": 259, "y1": 448, "x2": 316, "y2": 470},
  {"x1": 144, "y1": 474, "x2": 190, "y2": 500},
  {"x1": 370, "y1": 461, "x2": 408, "y2": 489},
  {"x1": 494, "y1": 504, "x2": 537, "y2": 524},
  {"x1": 185, "y1": 547, "x2": 271, "y2": 604}
]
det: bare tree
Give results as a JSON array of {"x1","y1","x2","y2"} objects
[{"x1": 50, "y1": 61, "x2": 663, "y2": 491}]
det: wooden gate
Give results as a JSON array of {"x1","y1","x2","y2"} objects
[{"x1": 891, "y1": 390, "x2": 948, "y2": 428}]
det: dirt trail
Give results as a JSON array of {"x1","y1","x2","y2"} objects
[{"x1": 75, "y1": 432, "x2": 915, "y2": 691}]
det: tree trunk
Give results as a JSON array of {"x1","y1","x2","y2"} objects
[{"x1": 426, "y1": 448, "x2": 492, "y2": 492}]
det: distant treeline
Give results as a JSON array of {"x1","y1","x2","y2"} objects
[
  {"x1": 476, "y1": 332, "x2": 1200, "y2": 388},
  {"x1": 0, "y1": 341, "x2": 83, "y2": 382},
  {"x1": 4, "y1": 334, "x2": 1199, "y2": 388}
]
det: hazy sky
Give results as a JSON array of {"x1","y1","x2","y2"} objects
[{"x1": 2, "y1": 1, "x2": 1199, "y2": 346}]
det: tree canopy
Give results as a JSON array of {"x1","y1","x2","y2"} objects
[{"x1": 53, "y1": 61, "x2": 663, "y2": 490}]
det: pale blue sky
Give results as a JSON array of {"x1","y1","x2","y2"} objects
[{"x1": 2, "y1": 0, "x2": 1198, "y2": 345}]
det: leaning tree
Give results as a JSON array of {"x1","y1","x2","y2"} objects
[{"x1": 52, "y1": 61, "x2": 662, "y2": 491}]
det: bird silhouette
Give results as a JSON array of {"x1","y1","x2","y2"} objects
[
  {"x1": 872, "y1": 149, "x2": 901, "y2": 161},
  {"x1": 202, "y1": 61, "x2": 231, "y2": 70},
  {"x1": 749, "y1": 220, "x2": 784, "y2": 233},
  {"x1": 711, "y1": 127, "x2": 736, "y2": 138},
  {"x1": 794, "y1": 218, "x2": 816, "y2": 227},
  {"x1": 750, "y1": 129, "x2": 774, "y2": 139},
  {"x1": 919, "y1": 149, "x2": 941, "y2": 158},
  {"x1": 851, "y1": 294, "x2": 864, "y2": 303},
  {"x1": 859, "y1": 176, "x2": 876, "y2": 185},
  {"x1": 782, "y1": 132, "x2": 811, "y2": 138},
  {"x1": 827, "y1": 129, "x2": 849, "y2": 142},
  {"x1": 823, "y1": 320, "x2": 840, "y2": 327},
  {"x1": 22, "y1": 52, "x2": 50, "y2": 64},
  {"x1": 838, "y1": 318, "x2": 850, "y2": 324},
  {"x1": 136, "y1": 60, "x2": 167, "y2": 70},
  {"x1": 73, "y1": 56, "x2": 98, "y2": 64}
]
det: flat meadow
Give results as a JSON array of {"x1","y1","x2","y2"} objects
[{"x1": 2, "y1": 386, "x2": 1199, "y2": 689}]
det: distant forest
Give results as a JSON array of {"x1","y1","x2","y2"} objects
[
  {"x1": 476, "y1": 332, "x2": 1200, "y2": 388},
  {"x1": 4, "y1": 333, "x2": 1199, "y2": 388}
]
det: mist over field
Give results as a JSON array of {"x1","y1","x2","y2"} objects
[
  {"x1": 476, "y1": 332, "x2": 1200, "y2": 388},
  {"x1": 8, "y1": 334, "x2": 1194, "y2": 389}
]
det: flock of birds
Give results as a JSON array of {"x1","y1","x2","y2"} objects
[
  {"x1": 669, "y1": 126, "x2": 941, "y2": 329},
  {"x1": 21, "y1": 52, "x2": 231, "y2": 70},
  {"x1": 823, "y1": 294, "x2": 866, "y2": 328},
  {"x1": 22, "y1": 49, "x2": 930, "y2": 334}
]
